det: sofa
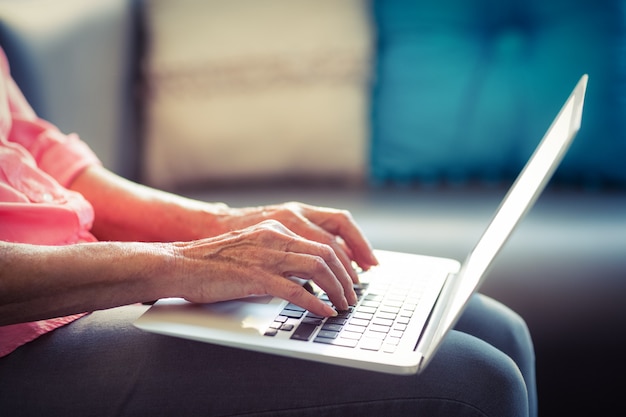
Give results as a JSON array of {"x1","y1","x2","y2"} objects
[{"x1": 1, "y1": 0, "x2": 625, "y2": 415}]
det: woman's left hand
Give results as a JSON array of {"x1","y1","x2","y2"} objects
[{"x1": 214, "y1": 202, "x2": 379, "y2": 283}]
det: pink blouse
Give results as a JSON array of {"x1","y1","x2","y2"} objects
[{"x1": 0, "y1": 49, "x2": 101, "y2": 357}]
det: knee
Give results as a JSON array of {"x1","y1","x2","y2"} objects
[
  {"x1": 484, "y1": 297, "x2": 536, "y2": 368},
  {"x1": 423, "y1": 331, "x2": 530, "y2": 417},
  {"x1": 461, "y1": 295, "x2": 536, "y2": 366}
]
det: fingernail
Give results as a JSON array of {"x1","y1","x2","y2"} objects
[
  {"x1": 324, "y1": 304, "x2": 338, "y2": 317},
  {"x1": 349, "y1": 289, "x2": 358, "y2": 305}
]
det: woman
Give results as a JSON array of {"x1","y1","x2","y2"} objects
[{"x1": 0, "y1": 48, "x2": 536, "y2": 416}]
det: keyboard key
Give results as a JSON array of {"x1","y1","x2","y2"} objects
[
  {"x1": 364, "y1": 294, "x2": 384, "y2": 302},
  {"x1": 364, "y1": 330, "x2": 386, "y2": 340},
  {"x1": 301, "y1": 317, "x2": 323, "y2": 326},
  {"x1": 290, "y1": 323, "x2": 318, "y2": 341},
  {"x1": 361, "y1": 300, "x2": 380, "y2": 308},
  {"x1": 280, "y1": 309, "x2": 305, "y2": 319},
  {"x1": 356, "y1": 306, "x2": 377, "y2": 314},
  {"x1": 264, "y1": 329, "x2": 278, "y2": 337},
  {"x1": 360, "y1": 338, "x2": 383, "y2": 351},
  {"x1": 349, "y1": 318, "x2": 370, "y2": 327},
  {"x1": 393, "y1": 323, "x2": 407, "y2": 332},
  {"x1": 317, "y1": 330, "x2": 339, "y2": 339},
  {"x1": 353, "y1": 312, "x2": 374, "y2": 321},
  {"x1": 283, "y1": 303, "x2": 306, "y2": 312},
  {"x1": 382, "y1": 343, "x2": 398, "y2": 353},
  {"x1": 386, "y1": 294, "x2": 405, "y2": 302},
  {"x1": 385, "y1": 336, "x2": 401, "y2": 346},
  {"x1": 379, "y1": 306, "x2": 400, "y2": 314},
  {"x1": 325, "y1": 317, "x2": 348, "y2": 326},
  {"x1": 368, "y1": 324, "x2": 391, "y2": 334},
  {"x1": 344, "y1": 324, "x2": 366, "y2": 333},
  {"x1": 314, "y1": 337, "x2": 359, "y2": 348},
  {"x1": 382, "y1": 300, "x2": 403, "y2": 308},
  {"x1": 340, "y1": 331, "x2": 362, "y2": 340},
  {"x1": 321, "y1": 323, "x2": 343, "y2": 332},
  {"x1": 376, "y1": 312, "x2": 397, "y2": 320},
  {"x1": 354, "y1": 286, "x2": 367, "y2": 298},
  {"x1": 399, "y1": 309, "x2": 413, "y2": 318},
  {"x1": 388, "y1": 329, "x2": 404, "y2": 338},
  {"x1": 372, "y1": 317, "x2": 394, "y2": 327},
  {"x1": 335, "y1": 307, "x2": 354, "y2": 318}
]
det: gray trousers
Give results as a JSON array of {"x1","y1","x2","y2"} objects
[{"x1": 0, "y1": 294, "x2": 536, "y2": 417}]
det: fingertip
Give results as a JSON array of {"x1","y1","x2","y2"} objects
[
  {"x1": 356, "y1": 258, "x2": 378, "y2": 273},
  {"x1": 347, "y1": 287, "x2": 358, "y2": 306},
  {"x1": 352, "y1": 247, "x2": 378, "y2": 271},
  {"x1": 322, "y1": 303, "x2": 338, "y2": 317},
  {"x1": 368, "y1": 250, "x2": 380, "y2": 266}
]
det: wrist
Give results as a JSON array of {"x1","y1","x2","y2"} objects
[
  {"x1": 138, "y1": 242, "x2": 186, "y2": 301},
  {"x1": 177, "y1": 200, "x2": 231, "y2": 240}
]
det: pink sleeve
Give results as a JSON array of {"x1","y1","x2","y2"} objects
[{"x1": 1, "y1": 50, "x2": 101, "y2": 187}]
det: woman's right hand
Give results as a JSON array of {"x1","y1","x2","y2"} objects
[{"x1": 171, "y1": 220, "x2": 358, "y2": 317}]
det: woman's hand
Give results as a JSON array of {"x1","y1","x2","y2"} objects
[
  {"x1": 213, "y1": 202, "x2": 379, "y2": 284},
  {"x1": 173, "y1": 220, "x2": 360, "y2": 317}
]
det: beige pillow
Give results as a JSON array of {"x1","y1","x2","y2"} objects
[{"x1": 142, "y1": 0, "x2": 373, "y2": 188}]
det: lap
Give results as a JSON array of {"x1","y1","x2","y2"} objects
[{"x1": 0, "y1": 294, "x2": 533, "y2": 417}]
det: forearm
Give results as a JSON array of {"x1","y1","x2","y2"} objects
[
  {"x1": 0, "y1": 240, "x2": 179, "y2": 325},
  {"x1": 70, "y1": 165, "x2": 230, "y2": 242}
]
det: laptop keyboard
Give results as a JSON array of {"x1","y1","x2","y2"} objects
[{"x1": 264, "y1": 276, "x2": 426, "y2": 353}]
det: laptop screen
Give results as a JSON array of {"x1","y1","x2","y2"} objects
[{"x1": 419, "y1": 75, "x2": 588, "y2": 367}]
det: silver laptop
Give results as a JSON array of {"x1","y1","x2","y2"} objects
[{"x1": 135, "y1": 75, "x2": 588, "y2": 375}]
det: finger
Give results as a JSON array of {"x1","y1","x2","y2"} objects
[
  {"x1": 327, "y1": 237, "x2": 360, "y2": 285},
  {"x1": 301, "y1": 205, "x2": 379, "y2": 270},
  {"x1": 260, "y1": 215, "x2": 359, "y2": 304},
  {"x1": 286, "y1": 220, "x2": 361, "y2": 285},
  {"x1": 279, "y1": 248, "x2": 356, "y2": 309},
  {"x1": 272, "y1": 278, "x2": 338, "y2": 317},
  {"x1": 247, "y1": 218, "x2": 358, "y2": 305}
]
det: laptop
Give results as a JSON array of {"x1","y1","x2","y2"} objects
[{"x1": 135, "y1": 75, "x2": 588, "y2": 375}]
